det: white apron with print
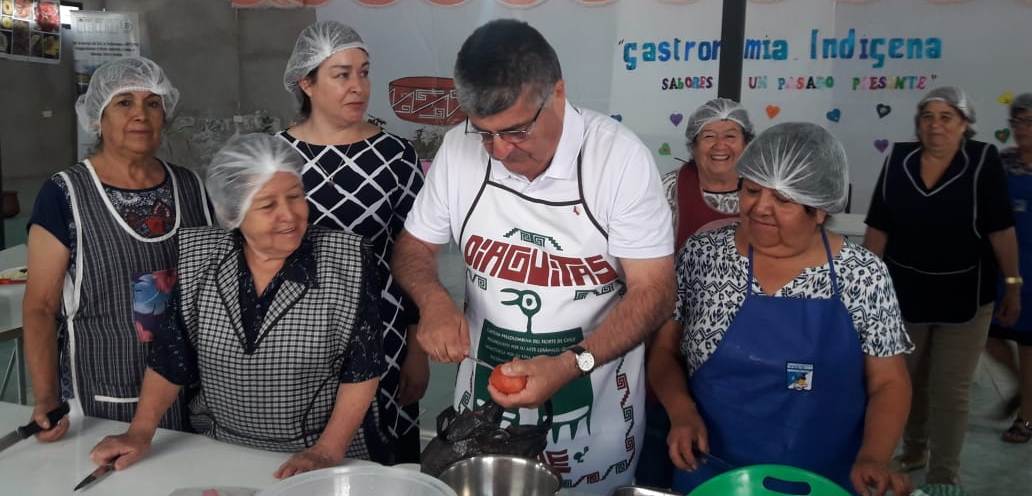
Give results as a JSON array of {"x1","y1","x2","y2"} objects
[{"x1": 456, "y1": 154, "x2": 644, "y2": 494}]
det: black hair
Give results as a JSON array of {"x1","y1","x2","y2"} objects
[
  {"x1": 454, "y1": 19, "x2": 562, "y2": 117},
  {"x1": 297, "y1": 67, "x2": 319, "y2": 120}
]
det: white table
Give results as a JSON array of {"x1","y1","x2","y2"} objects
[
  {"x1": 0, "y1": 401, "x2": 297, "y2": 495},
  {"x1": 0, "y1": 402, "x2": 604, "y2": 496},
  {"x1": 0, "y1": 244, "x2": 26, "y2": 404}
]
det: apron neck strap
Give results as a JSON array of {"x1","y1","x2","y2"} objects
[
  {"x1": 819, "y1": 226, "x2": 841, "y2": 296},
  {"x1": 746, "y1": 226, "x2": 839, "y2": 297}
]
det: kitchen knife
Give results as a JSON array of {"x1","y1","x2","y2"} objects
[
  {"x1": 0, "y1": 401, "x2": 70, "y2": 453},
  {"x1": 465, "y1": 354, "x2": 495, "y2": 370},
  {"x1": 74, "y1": 463, "x2": 114, "y2": 491},
  {"x1": 696, "y1": 449, "x2": 736, "y2": 471}
]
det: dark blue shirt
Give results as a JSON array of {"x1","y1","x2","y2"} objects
[
  {"x1": 866, "y1": 139, "x2": 1014, "y2": 321},
  {"x1": 29, "y1": 172, "x2": 176, "y2": 247}
]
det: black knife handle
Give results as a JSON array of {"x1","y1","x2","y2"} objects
[{"x1": 17, "y1": 401, "x2": 70, "y2": 437}]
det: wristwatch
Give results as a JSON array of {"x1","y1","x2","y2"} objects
[
  {"x1": 1006, "y1": 276, "x2": 1024, "y2": 286},
  {"x1": 569, "y1": 345, "x2": 596, "y2": 376}
]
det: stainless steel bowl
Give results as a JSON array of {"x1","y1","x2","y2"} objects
[
  {"x1": 609, "y1": 486, "x2": 682, "y2": 496},
  {"x1": 437, "y1": 455, "x2": 562, "y2": 496}
]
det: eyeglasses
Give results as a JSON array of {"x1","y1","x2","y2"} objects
[
  {"x1": 1010, "y1": 117, "x2": 1032, "y2": 129},
  {"x1": 465, "y1": 98, "x2": 547, "y2": 145}
]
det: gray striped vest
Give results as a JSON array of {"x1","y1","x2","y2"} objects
[
  {"x1": 60, "y1": 161, "x2": 211, "y2": 429},
  {"x1": 176, "y1": 225, "x2": 381, "y2": 456}
]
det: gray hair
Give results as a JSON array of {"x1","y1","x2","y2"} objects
[
  {"x1": 1012, "y1": 93, "x2": 1032, "y2": 118},
  {"x1": 454, "y1": 19, "x2": 562, "y2": 118},
  {"x1": 205, "y1": 133, "x2": 305, "y2": 230}
]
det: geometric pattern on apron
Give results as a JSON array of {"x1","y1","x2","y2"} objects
[
  {"x1": 563, "y1": 355, "x2": 636, "y2": 488},
  {"x1": 456, "y1": 151, "x2": 643, "y2": 493},
  {"x1": 279, "y1": 131, "x2": 423, "y2": 445},
  {"x1": 174, "y1": 225, "x2": 380, "y2": 456},
  {"x1": 58, "y1": 161, "x2": 211, "y2": 429}
]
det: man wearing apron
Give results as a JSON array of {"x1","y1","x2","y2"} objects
[{"x1": 393, "y1": 20, "x2": 674, "y2": 494}]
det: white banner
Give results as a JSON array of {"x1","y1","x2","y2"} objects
[
  {"x1": 740, "y1": 1, "x2": 1032, "y2": 213},
  {"x1": 317, "y1": 0, "x2": 723, "y2": 173},
  {"x1": 69, "y1": 10, "x2": 141, "y2": 159},
  {"x1": 319, "y1": 0, "x2": 1032, "y2": 214}
]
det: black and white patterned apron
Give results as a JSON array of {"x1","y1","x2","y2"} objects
[
  {"x1": 176, "y1": 226, "x2": 382, "y2": 456},
  {"x1": 59, "y1": 160, "x2": 211, "y2": 428}
]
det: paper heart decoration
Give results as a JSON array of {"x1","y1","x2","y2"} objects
[
  {"x1": 670, "y1": 113, "x2": 683, "y2": 127},
  {"x1": 999, "y1": 91, "x2": 1015, "y2": 106},
  {"x1": 766, "y1": 105, "x2": 780, "y2": 119},
  {"x1": 826, "y1": 109, "x2": 841, "y2": 122},
  {"x1": 874, "y1": 139, "x2": 890, "y2": 153},
  {"x1": 996, "y1": 129, "x2": 1011, "y2": 143},
  {"x1": 610, "y1": 114, "x2": 622, "y2": 122},
  {"x1": 659, "y1": 143, "x2": 672, "y2": 156},
  {"x1": 876, "y1": 104, "x2": 892, "y2": 118}
]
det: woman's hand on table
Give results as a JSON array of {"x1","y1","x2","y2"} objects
[
  {"x1": 850, "y1": 457, "x2": 911, "y2": 496},
  {"x1": 89, "y1": 430, "x2": 152, "y2": 470},
  {"x1": 30, "y1": 397, "x2": 69, "y2": 442},
  {"x1": 274, "y1": 443, "x2": 343, "y2": 479},
  {"x1": 667, "y1": 403, "x2": 709, "y2": 471}
]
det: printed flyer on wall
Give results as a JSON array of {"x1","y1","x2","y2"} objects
[
  {"x1": 69, "y1": 10, "x2": 141, "y2": 158},
  {"x1": 0, "y1": 0, "x2": 61, "y2": 63}
]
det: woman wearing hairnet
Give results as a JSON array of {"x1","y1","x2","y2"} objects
[
  {"x1": 649, "y1": 123, "x2": 913, "y2": 495},
  {"x1": 23, "y1": 56, "x2": 211, "y2": 442},
  {"x1": 278, "y1": 20, "x2": 425, "y2": 463},
  {"x1": 90, "y1": 133, "x2": 385, "y2": 478},
  {"x1": 663, "y1": 97, "x2": 754, "y2": 247},
  {"x1": 638, "y1": 97, "x2": 753, "y2": 488},
  {"x1": 864, "y1": 87, "x2": 1020, "y2": 493},
  {"x1": 985, "y1": 93, "x2": 1032, "y2": 444}
]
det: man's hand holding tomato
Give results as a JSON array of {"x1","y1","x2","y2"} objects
[
  {"x1": 487, "y1": 353, "x2": 581, "y2": 409},
  {"x1": 489, "y1": 366, "x2": 528, "y2": 394}
]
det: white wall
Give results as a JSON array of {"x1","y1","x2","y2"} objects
[{"x1": 320, "y1": 0, "x2": 1032, "y2": 215}]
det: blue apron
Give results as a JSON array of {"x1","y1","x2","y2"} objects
[
  {"x1": 997, "y1": 172, "x2": 1032, "y2": 332},
  {"x1": 672, "y1": 229, "x2": 866, "y2": 495}
]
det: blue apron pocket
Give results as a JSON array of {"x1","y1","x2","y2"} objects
[{"x1": 132, "y1": 269, "x2": 177, "y2": 343}]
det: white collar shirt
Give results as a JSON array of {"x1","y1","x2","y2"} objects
[{"x1": 405, "y1": 100, "x2": 673, "y2": 260}]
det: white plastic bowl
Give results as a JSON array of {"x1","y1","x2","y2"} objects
[{"x1": 256, "y1": 465, "x2": 457, "y2": 496}]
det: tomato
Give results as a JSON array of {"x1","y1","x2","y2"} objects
[{"x1": 489, "y1": 367, "x2": 527, "y2": 395}]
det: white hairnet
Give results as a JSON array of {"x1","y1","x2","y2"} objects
[
  {"x1": 74, "y1": 56, "x2": 179, "y2": 139},
  {"x1": 685, "y1": 97, "x2": 754, "y2": 144},
  {"x1": 736, "y1": 122, "x2": 849, "y2": 214},
  {"x1": 1012, "y1": 93, "x2": 1032, "y2": 117},
  {"x1": 283, "y1": 21, "x2": 368, "y2": 104},
  {"x1": 205, "y1": 133, "x2": 305, "y2": 230},
  {"x1": 918, "y1": 86, "x2": 976, "y2": 124}
]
